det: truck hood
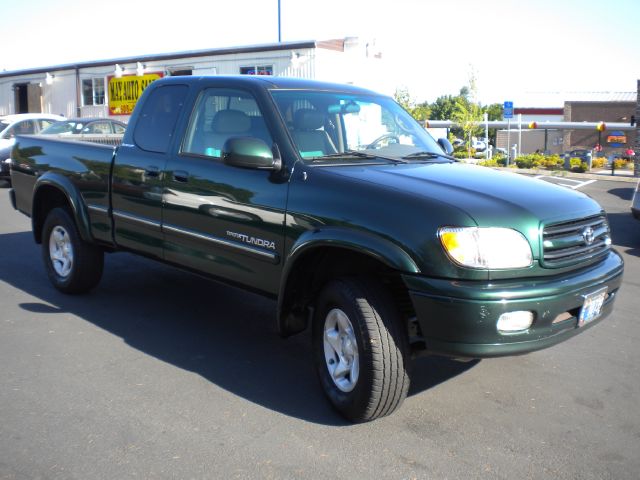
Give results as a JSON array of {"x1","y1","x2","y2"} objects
[{"x1": 324, "y1": 162, "x2": 602, "y2": 227}]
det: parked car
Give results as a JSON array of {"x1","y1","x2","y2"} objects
[
  {"x1": 565, "y1": 149, "x2": 592, "y2": 160},
  {"x1": 494, "y1": 147, "x2": 507, "y2": 156},
  {"x1": 0, "y1": 113, "x2": 65, "y2": 185},
  {"x1": 472, "y1": 139, "x2": 487, "y2": 152},
  {"x1": 40, "y1": 118, "x2": 127, "y2": 135},
  {"x1": 632, "y1": 179, "x2": 640, "y2": 220}
]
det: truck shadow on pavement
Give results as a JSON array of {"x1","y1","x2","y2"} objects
[
  {"x1": 606, "y1": 211, "x2": 640, "y2": 257},
  {"x1": 0, "y1": 230, "x2": 477, "y2": 425}
]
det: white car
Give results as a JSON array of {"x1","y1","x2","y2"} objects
[
  {"x1": 472, "y1": 139, "x2": 487, "y2": 152},
  {"x1": 0, "y1": 113, "x2": 65, "y2": 184}
]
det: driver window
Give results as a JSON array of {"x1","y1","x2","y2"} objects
[{"x1": 182, "y1": 88, "x2": 272, "y2": 159}]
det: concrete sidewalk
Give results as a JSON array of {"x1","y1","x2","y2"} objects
[{"x1": 513, "y1": 167, "x2": 638, "y2": 183}]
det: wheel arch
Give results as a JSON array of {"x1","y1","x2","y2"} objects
[
  {"x1": 277, "y1": 227, "x2": 420, "y2": 337},
  {"x1": 32, "y1": 173, "x2": 92, "y2": 245}
]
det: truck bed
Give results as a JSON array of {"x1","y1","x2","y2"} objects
[{"x1": 11, "y1": 135, "x2": 116, "y2": 241}]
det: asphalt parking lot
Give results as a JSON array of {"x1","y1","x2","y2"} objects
[{"x1": 1, "y1": 176, "x2": 639, "y2": 479}]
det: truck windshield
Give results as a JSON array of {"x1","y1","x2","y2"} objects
[{"x1": 270, "y1": 90, "x2": 444, "y2": 163}]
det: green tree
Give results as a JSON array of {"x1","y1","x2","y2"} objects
[
  {"x1": 453, "y1": 100, "x2": 482, "y2": 158},
  {"x1": 394, "y1": 87, "x2": 431, "y2": 122},
  {"x1": 411, "y1": 101, "x2": 431, "y2": 122},
  {"x1": 429, "y1": 95, "x2": 459, "y2": 121},
  {"x1": 393, "y1": 87, "x2": 413, "y2": 111},
  {"x1": 484, "y1": 103, "x2": 503, "y2": 121}
]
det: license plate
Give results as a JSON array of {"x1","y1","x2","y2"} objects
[{"x1": 578, "y1": 287, "x2": 608, "y2": 327}]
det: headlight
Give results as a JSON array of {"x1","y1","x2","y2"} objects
[{"x1": 438, "y1": 227, "x2": 533, "y2": 269}]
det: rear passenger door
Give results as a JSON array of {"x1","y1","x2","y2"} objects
[{"x1": 162, "y1": 87, "x2": 287, "y2": 295}]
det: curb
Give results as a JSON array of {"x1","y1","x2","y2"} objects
[
  {"x1": 512, "y1": 168, "x2": 639, "y2": 183},
  {"x1": 460, "y1": 159, "x2": 638, "y2": 183}
]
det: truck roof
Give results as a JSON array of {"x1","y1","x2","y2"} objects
[{"x1": 155, "y1": 75, "x2": 384, "y2": 96}]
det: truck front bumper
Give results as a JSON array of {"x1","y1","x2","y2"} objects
[{"x1": 403, "y1": 251, "x2": 624, "y2": 358}]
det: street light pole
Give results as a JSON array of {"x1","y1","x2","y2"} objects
[
  {"x1": 484, "y1": 112, "x2": 489, "y2": 160},
  {"x1": 518, "y1": 113, "x2": 522, "y2": 158},
  {"x1": 278, "y1": 0, "x2": 282, "y2": 43}
]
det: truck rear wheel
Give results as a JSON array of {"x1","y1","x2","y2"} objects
[
  {"x1": 312, "y1": 277, "x2": 410, "y2": 422},
  {"x1": 42, "y1": 207, "x2": 104, "y2": 294}
]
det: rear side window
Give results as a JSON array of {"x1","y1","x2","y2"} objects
[
  {"x1": 37, "y1": 119, "x2": 56, "y2": 131},
  {"x1": 133, "y1": 85, "x2": 188, "y2": 153}
]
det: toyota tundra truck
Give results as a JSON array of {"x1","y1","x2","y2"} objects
[{"x1": 8, "y1": 76, "x2": 624, "y2": 422}]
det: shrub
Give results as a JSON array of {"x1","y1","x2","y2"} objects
[
  {"x1": 613, "y1": 159, "x2": 630, "y2": 170},
  {"x1": 570, "y1": 158, "x2": 587, "y2": 172},
  {"x1": 515, "y1": 156, "x2": 533, "y2": 169},
  {"x1": 493, "y1": 154, "x2": 507, "y2": 166},
  {"x1": 539, "y1": 154, "x2": 564, "y2": 170},
  {"x1": 478, "y1": 159, "x2": 500, "y2": 167},
  {"x1": 514, "y1": 153, "x2": 548, "y2": 169},
  {"x1": 591, "y1": 157, "x2": 607, "y2": 169},
  {"x1": 453, "y1": 151, "x2": 469, "y2": 159}
]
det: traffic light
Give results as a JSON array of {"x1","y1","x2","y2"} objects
[{"x1": 596, "y1": 122, "x2": 606, "y2": 132}]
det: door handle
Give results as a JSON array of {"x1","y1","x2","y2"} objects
[
  {"x1": 173, "y1": 170, "x2": 189, "y2": 182},
  {"x1": 144, "y1": 165, "x2": 160, "y2": 177}
]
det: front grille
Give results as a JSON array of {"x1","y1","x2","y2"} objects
[{"x1": 542, "y1": 214, "x2": 611, "y2": 268}]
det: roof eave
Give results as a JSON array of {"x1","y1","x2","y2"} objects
[{"x1": 0, "y1": 40, "x2": 319, "y2": 79}]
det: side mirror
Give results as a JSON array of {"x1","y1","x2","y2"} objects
[
  {"x1": 222, "y1": 137, "x2": 281, "y2": 171},
  {"x1": 437, "y1": 138, "x2": 454, "y2": 155}
]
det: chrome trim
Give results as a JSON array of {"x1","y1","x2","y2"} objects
[
  {"x1": 163, "y1": 223, "x2": 278, "y2": 262},
  {"x1": 87, "y1": 204, "x2": 109, "y2": 214},
  {"x1": 112, "y1": 210, "x2": 161, "y2": 229}
]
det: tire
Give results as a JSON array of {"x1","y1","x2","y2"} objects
[
  {"x1": 313, "y1": 277, "x2": 411, "y2": 422},
  {"x1": 41, "y1": 207, "x2": 104, "y2": 294}
]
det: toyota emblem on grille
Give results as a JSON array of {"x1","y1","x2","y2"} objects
[{"x1": 582, "y1": 226, "x2": 595, "y2": 245}]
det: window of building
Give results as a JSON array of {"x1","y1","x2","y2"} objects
[
  {"x1": 168, "y1": 69, "x2": 193, "y2": 76},
  {"x1": 82, "y1": 78, "x2": 105, "y2": 106},
  {"x1": 239, "y1": 65, "x2": 273, "y2": 76}
]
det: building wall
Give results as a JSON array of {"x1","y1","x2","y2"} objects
[
  {"x1": 563, "y1": 101, "x2": 636, "y2": 154},
  {"x1": 496, "y1": 129, "x2": 564, "y2": 154},
  {"x1": 0, "y1": 42, "x2": 390, "y2": 121},
  {"x1": 518, "y1": 114, "x2": 564, "y2": 123},
  {"x1": 0, "y1": 50, "x2": 309, "y2": 120},
  {"x1": 0, "y1": 41, "x2": 384, "y2": 120},
  {"x1": 314, "y1": 39, "x2": 390, "y2": 95}
]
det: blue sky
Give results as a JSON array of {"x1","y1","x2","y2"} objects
[{"x1": 1, "y1": 0, "x2": 638, "y2": 106}]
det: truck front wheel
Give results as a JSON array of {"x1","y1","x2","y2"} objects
[
  {"x1": 42, "y1": 207, "x2": 104, "y2": 294},
  {"x1": 312, "y1": 277, "x2": 411, "y2": 422}
]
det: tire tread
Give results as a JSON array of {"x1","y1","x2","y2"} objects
[{"x1": 314, "y1": 277, "x2": 410, "y2": 422}]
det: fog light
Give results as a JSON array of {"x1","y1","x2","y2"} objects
[{"x1": 497, "y1": 311, "x2": 534, "y2": 332}]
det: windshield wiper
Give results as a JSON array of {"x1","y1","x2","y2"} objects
[
  {"x1": 311, "y1": 150, "x2": 408, "y2": 164},
  {"x1": 401, "y1": 151, "x2": 457, "y2": 161}
]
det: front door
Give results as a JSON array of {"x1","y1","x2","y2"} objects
[{"x1": 162, "y1": 87, "x2": 288, "y2": 295}]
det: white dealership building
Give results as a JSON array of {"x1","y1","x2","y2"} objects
[{"x1": 0, "y1": 37, "x2": 386, "y2": 122}]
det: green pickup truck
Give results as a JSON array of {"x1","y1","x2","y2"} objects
[{"x1": 9, "y1": 76, "x2": 624, "y2": 422}]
